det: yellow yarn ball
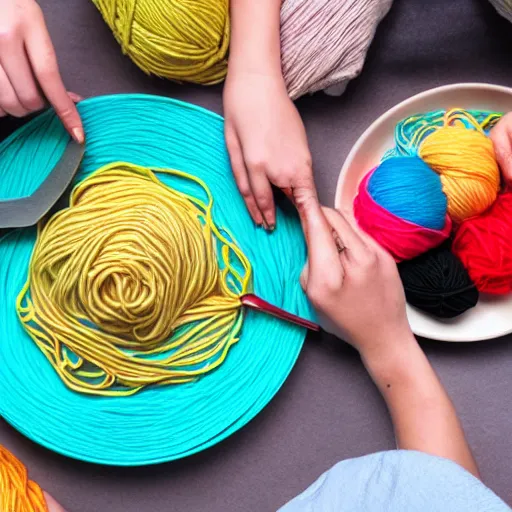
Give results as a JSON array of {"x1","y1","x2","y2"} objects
[
  {"x1": 419, "y1": 125, "x2": 500, "y2": 224},
  {"x1": 92, "y1": 0, "x2": 230, "y2": 85}
]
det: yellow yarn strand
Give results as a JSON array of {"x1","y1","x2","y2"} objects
[
  {"x1": 419, "y1": 108, "x2": 500, "y2": 224},
  {"x1": 91, "y1": 0, "x2": 230, "y2": 84},
  {"x1": 16, "y1": 163, "x2": 252, "y2": 396},
  {"x1": 0, "y1": 445, "x2": 48, "y2": 512}
]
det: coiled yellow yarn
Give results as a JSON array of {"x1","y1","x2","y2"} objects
[
  {"x1": 17, "y1": 163, "x2": 251, "y2": 396},
  {"x1": 419, "y1": 109, "x2": 500, "y2": 224},
  {"x1": 0, "y1": 445, "x2": 47, "y2": 512},
  {"x1": 91, "y1": 0, "x2": 230, "y2": 84}
]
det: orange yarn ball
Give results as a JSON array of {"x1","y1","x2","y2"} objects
[
  {"x1": 0, "y1": 445, "x2": 48, "y2": 511},
  {"x1": 419, "y1": 125, "x2": 500, "y2": 224}
]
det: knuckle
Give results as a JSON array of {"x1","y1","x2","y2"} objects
[
  {"x1": 55, "y1": 106, "x2": 76, "y2": 121},
  {"x1": 20, "y1": 93, "x2": 44, "y2": 112},
  {"x1": 238, "y1": 184, "x2": 252, "y2": 198},
  {"x1": 307, "y1": 285, "x2": 325, "y2": 307},
  {"x1": 324, "y1": 280, "x2": 341, "y2": 295},
  {"x1": 1, "y1": 98, "x2": 24, "y2": 117},
  {"x1": 319, "y1": 273, "x2": 343, "y2": 295},
  {"x1": 246, "y1": 158, "x2": 267, "y2": 173},
  {"x1": 359, "y1": 253, "x2": 378, "y2": 272},
  {"x1": 255, "y1": 193, "x2": 272, "y2": 209},
  {"x1": 0, "y1": 27, "x2": 19, "y2": 46}
]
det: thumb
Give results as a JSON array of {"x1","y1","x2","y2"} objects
[{"x1": 294, "y1": 184, "x2": 341, "y2": 291}]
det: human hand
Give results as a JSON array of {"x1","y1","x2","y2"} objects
[
  {"x1": 44, "y1": 491, "x2": 67, "y2": 512},
  {"x1": 298, "y1": 198, "x2": 412, "y2": 362},
  {"x1": 0, "y1": 0, "x2": 83, "y2": 142},
  {"x1": 298, "y1": 198, "x2": 480, "y2": 477},
  {"x1": 490, "y1": 112, "x2": 512, "y2": 184},
  {"x1": 223, "y1": 69, "x2": 316, "y2": 229}
]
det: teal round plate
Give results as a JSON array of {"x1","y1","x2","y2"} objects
[{"x1": 0, "y1": 94, "x2": 314, "y2": 466}]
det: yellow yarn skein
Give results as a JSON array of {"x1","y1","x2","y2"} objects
[
  {"x1": 91, "y1": 0, "x2": 230, "y2": 84},
  {"x1": 0, "y1": 445, "x2": 48, "y2": 512},
  {"x1": 17, "y1": 163, "x2": 252, "y2": 397},
  {"x1": 419, "y1": 109, "x2": 500, "y2": 224}
]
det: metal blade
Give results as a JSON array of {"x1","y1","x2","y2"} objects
[{"x1": 0, "y1": 139, "x2": 85, "y2": 228}]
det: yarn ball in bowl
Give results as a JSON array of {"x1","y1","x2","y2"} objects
[
  {"x1": 452, "y1": 191, "x2": 512, "y2": 295},
  {"x1": 354, "y1": 156, "x2": 452, "y2": 262},
  {"x1": 419, "y1": 117, "x2": 500, "y2": 224},
  {"x1": 398, "y1": 242, "x2": 479, "y2": 319},
  {"x1": 91, "y1": 0, "x2": 230, "y2": 85}
]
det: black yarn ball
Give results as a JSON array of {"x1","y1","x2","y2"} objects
[{"x1": 398, "y1": 243, "x2": 479, "y2": 319}]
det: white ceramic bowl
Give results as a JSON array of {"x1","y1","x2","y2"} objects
[{"x1": 335, "y1": 83, "x2": 512, "y2": 342}]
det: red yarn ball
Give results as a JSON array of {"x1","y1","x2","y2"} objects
[{"x1": 453, "y1": 191, "x2": 512, "y2": 295}]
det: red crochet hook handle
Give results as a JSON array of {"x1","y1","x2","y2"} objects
[{"x1": 240, "y1": 293, "x2": 320, "y2": 331}]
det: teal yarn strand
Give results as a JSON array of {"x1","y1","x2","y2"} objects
[
  {"x1": 0, "y1": 94, "x2": 315, "y2": 465},
  {"x1": 382, "y1": 108, "x2": 503, "y2": 160}
]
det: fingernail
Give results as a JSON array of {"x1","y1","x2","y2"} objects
[
  {"x1": 268, "y1": 224, "x2": 275, "y2": 232},
  {"x1": 72, "y1": 128, "x2": 84, "y2": 144},
  {"x1": 68, "y1": 91, "x2": 84, "y2": 102}
]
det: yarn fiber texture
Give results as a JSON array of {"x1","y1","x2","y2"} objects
[
  {"x1": 489, "y1": 0, "x2": 512, "y2": 22},
  {"x1": 280, "y1": 0, "x2": 393, "y2": 99},
  {"x1": 398, "y1": 243, "x2": 479, "y2": 319},
  {"x1": 17, "y1": 163, "x2": 252, "y2": 397},
  {"x1": 0, "y1": 445, "x2": 47, "y2": 512},
  {"x1": 91, "y1": 0, "x2": 230, "y2": 85},
  {"x1": 419, "y1": 118, "x2": 500, "y2": 224},
  {"x1": 385, "y1": 109, "x2": 502, "y2": 160},
  {"x1": 354, "y1": 108, "x2": 504, "y2": 318},
  {"x1": 367, "y1": 156, "x2": 447, "y2": 229},
  {"x1": 453, "y1": 191, "x2": 512, "y2": 295},
  {"x1": 0, "y1": 94, "x2": 314, "y2": 465},
  {"x1": 91, "y1": 0, "x2": 391, "y2": 97},
  {"x1": 354, "y1": 157, "x2": 451, "y2": 262}
]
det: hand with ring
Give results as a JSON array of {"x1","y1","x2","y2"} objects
[{"x1": 299, "y1": 199, "x2": 413, "y2": 364}]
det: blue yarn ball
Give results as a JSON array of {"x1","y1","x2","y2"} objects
[{"x1": 368, "y1": 156, "x2": 447, "y2": 230}]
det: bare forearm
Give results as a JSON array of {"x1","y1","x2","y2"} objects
[
  {"x1": 228, "y1": 0, "x2": 283, "y2": 77},
  {"x1": 363, "y1": 338, "x2": 480, "y2": 478}
]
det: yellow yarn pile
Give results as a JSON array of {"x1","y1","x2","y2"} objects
[
  {"x1": 17, "y1": 163, "x2": 251, "y2": 396},
  {"x1": 419, "y1": 110, "x2": 500, "y2": 224},
  {"x1": 91, "y1": 0, "x2": 230, "y2": 84},
  {"x1": 0, "y1": 445, "x2": 47, "y2": 512}
]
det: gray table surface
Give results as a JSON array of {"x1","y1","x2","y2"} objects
[{"x1": 1, "y1": 0, "x2": 511, "y2": 510}]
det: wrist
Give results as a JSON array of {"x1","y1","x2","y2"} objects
[
  {"x1": 361, "y1": 331, "x2": 424, "y2": 385},
  {"x1": 227, "y1": 59, "x2": 285, "y2": 83}
]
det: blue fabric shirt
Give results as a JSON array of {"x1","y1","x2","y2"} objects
[{"x1": 279, "y1": 450, "x2": 510, "y2": 512}]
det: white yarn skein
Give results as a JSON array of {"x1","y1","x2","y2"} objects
[
  {"x1": 489, "y1": 0, "x2": 512, "y2": 22},
  {"x1": 280, "y1": 0, "x2": 393, "y2": 100}
]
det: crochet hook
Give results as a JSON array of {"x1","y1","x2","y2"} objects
[{"x1": 241, "y1": 293, "x2": 320, "y2": 331}]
